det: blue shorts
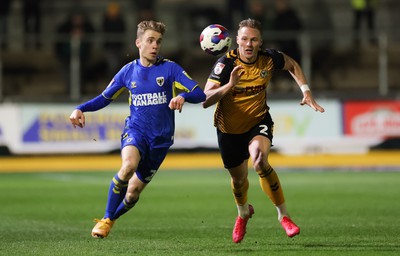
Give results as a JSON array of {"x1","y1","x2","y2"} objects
[{"x1": 121, "y1": 128, "x2": 169, "y2": 184}]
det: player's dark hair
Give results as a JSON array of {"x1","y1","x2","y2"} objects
[
  {"x1": 137, "y1": 20, "x2": 166, "y2": 38},
  {"x1": 238, "y1": 18, "x2": 262, "y2": 35}
]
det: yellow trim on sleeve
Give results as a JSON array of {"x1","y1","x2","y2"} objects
[{"x1": 207, "y1": 78, "x2": 221, "y2": 85}]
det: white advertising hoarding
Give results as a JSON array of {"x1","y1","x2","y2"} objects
[{"x1": 0, "y1": 99, "x2": 373, "y2": 155}]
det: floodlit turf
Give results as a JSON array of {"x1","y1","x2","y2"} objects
[{"x1": 0, "y1": 169, "x2": 399, "y2": 256}]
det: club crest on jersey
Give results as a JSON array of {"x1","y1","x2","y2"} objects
[
  {"x1": 214, "y1": 63, "x2": 225, "y2": 75},
  {"x1": 156, "y1": 77, "x2": 165, "y2": 87},
  {"x1": 260, "y1": 70, "x2": 268, "y2": 78}
]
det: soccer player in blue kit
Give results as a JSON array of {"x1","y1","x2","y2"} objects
[{"x1": 69, "y1": 20, "x2": 206, "y2": 238}]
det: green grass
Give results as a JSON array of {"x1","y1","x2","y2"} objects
[{"x1": 0, "y1": 169, "x2": 399, "y2": 255}]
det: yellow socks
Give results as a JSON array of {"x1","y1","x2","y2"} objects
[
  {"x1": 231, "y1": 178, "x2": 249, "y2": 205},
  {"x1": 256, "y1": 166, "x2": 285, "y2": 206},
  {"x1": 231, "y1": 178, "x2": 250, "y2": 218}
]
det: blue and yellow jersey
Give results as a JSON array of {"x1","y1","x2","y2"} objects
[
  {"x1": 208, "y1": 48, "x2": 284, "y2": 134},
  {"x1": 102, "y1": 57, "x2": 198, "y2": 147}
]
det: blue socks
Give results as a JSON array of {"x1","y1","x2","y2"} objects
[
  {"x1": 104, "y1": 174, "x2": 128, "y2": 219},
  {"x1": 113, "y1": 197, "x2": 139, "y2": 220}
]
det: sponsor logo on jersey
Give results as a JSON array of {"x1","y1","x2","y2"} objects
[
  {"x1": 232, "y1": 84, "x2": 265, "y2": 96},
  {"x1": 214, "y1": 62, "x2": 225, "y2": 75},
  {"x1": 131, "y1": 91, "x2": 168, "y2": 106},
  {"x1": 156, "y1": 77, "x2": 165, "y2": 87}
]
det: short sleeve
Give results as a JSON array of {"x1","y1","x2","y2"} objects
[
  {"x1": 208, "y1": 56, "x2": 234, "y2": 86},
  {"x1": 266, "y1": 48, "x2": 285, "y2": 70}
]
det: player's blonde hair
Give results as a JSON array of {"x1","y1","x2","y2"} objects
[
  {"x1": 238, "y1": 18, "x2": 262, "y2": 35},
  {"x1": 137, "y1": 20, "x2": 166, "y2": 38}
]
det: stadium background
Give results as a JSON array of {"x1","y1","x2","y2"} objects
[
  {"x1": 0, "y1": 0, "x2": 400, "y2": 161},
  {"x1": 1, "y1": 2, "x2": 400, "y2": 255}
]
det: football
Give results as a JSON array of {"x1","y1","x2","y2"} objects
[{"x1": 199, "y1": 24, "x2": 232, "y2": 56}]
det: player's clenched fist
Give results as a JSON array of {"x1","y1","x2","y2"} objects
[
  {"x1": 169, "y1": 95, "x2": 185, "y2": 113},
  {"x1": 69, "y1": 109, "x2": 85, "y2": 128}
]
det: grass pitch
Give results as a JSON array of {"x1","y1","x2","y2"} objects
[{"x1": 0, "y1": 169, "x2": 399, "y2": 256}]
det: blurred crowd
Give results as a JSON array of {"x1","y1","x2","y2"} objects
[{"x1": 0, "y1": 0, "x2": 397, "y2": 101}]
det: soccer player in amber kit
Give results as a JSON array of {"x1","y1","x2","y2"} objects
[
  {"x1": 69, "y1": 20, "x2": 205, "y2": 238},
  {"x1": 202, "y1": 18, "x2": 325, "y2": 243}
]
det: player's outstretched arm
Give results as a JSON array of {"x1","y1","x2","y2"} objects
[
  {"x1": 69, "y1": 94, "x2": 113, "y2": 128},
  {"x1": 300, "y1": 90, "x2": 325, "y2": 113},
  {"x1": 169, "y1": 86, "x2": 206, "y2": 112},
  {"x1": 70, "y1": 109, "x2": 85, "y2": 128},
  {"x1": 177, "y1": 86, "x2": 206, "y2": 104},
  {"x1": 281, "y1": 53, "x2": 325, "y2": 113}
]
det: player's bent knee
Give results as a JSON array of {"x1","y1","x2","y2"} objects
[
  {"x1": 252, "y1": 157, "x2": 269, "y2": 171},
  {"x1": 119, "y1": 163, "x2": 138, "y2": 180},
  {"x1": 251, "y1": 150, "x2": 267, "y2": 167}
]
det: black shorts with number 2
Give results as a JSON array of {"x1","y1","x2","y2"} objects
[{"x1": 217, "y1": 112, "x2": 274, "y2": 169}]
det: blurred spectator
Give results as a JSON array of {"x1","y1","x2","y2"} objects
[
  {"x1": 133, "y1": 0, "x2": 156, "y2": 24},
  {"x1": 0, "y1": 0, "x2": 12, "y2": 49},
  {"x1": 271, "y1": 0, "x2": 302, "y2": 90},
  {"x1": 189, "y1": 7, "x2": 222, "y2": 43},
  {"x1": 271, "y1": 0, "x2": 302, "y2": 63},
  {"x1": 102, "y1": 1, "x2": 126, "y2": 77},
  {"x1": 54, "y1": 11, "x2": 95, "y2": 96},
  {"x1": 248, "y1": 0, "x2": 269, "y2": 31},
  {"x1": 351, "y1": 0, "x2": 379, "y2": 46},
  {"x1": 225, "y1": 0, "x2": 246, "y2": 31},
  {"x1": 22, "y1": 0, "x2": 42, "y2": 49},
  {"x1": 307, "y1": 0, "x2": 335, "y2": 90}
]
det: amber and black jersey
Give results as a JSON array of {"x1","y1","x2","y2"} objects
[{"x1": 207, "y1": 48, "x2": 285, "y2": 134}]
